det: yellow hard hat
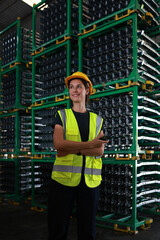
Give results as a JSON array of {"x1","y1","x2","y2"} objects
[{"x1": 65, "y1": 71, "x2": 93, "y2": 94}]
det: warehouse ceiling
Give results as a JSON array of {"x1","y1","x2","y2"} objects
[{"x1": 0, "y1": 0, "x2": 36, "y2": 31}]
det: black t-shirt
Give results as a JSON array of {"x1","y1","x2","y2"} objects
[{"x1": 54, "y1": 109, "x2": 89, "y2": 142}]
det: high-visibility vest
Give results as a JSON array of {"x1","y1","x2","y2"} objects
[{"x1": 51, "y1": 108, "x2": 103, "y2": 188}]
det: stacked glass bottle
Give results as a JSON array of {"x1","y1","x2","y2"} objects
[
  {"x1": 0, "y1": 19, "x2": 36, "y2": 203},
  {"x1": 78, "y1": 4, "x2": 160, "y2": 232},
  {"x1": 31, "y1": 0, "x2": 80, "y2": 210},
  {"x1": 32, "y1": 0, "x2": 79, "y2": 52}
]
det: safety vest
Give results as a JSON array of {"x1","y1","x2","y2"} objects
[{"x1": 51, "y1": 108, "x2": 103, "y2": 188}]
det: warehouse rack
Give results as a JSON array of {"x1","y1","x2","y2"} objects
[
  {"x1": 0, "y1": 0, "x2": 159, "y2": 235},
  {"x1": 0, "y1": 65, "x2": 32, "y2": 112},
  {"x1": 0, "y1": 18, "x2": 35, "y2": 70},
  {"x1": 0, "y1": 18, "x2": 21, "y2": 70},
  {"x1": 79, "y1": 0, "x2": 159, "y2": 34},
  {"x1": 78, "y1": 13, "x2": 160, "y2": 93},
  {"x1": 32, "y1": 38, "x2": 78, "y2": 105},
  {"x1": 32, "y1": 0, "x2": 79, "y2": 53},
  {"x1": 96, "y1": 158, "x2": 153, "y2": 234},
  {"x1": 0, "y1": 157, "x2": 31, "y2": 204},
  {"x1": 0, "y1": 110, "x2": 31, "y2": 155},
  {"x1": 31, "y1": 158, "x2": 54, "y2": 211},
  {"x1": 31, "y1": 100, "x2": 69, "y2": 155}
]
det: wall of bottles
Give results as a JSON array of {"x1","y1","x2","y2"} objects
[
  {"x1": 32, "y1": 40, "x2": 78, "y2": 102},
  {"x1": 0, "y1": 158, "x2": 31, "y2": 200},
  {"x1": 138, "y1": 30, "x2": 160, "y2": 86},
  {"x1": 0, "y1": 67, "x2": 32, "y2": 110},
  {"x1": 138, "y1": 95, "x2": 160, "y2": 151},
  {"x1": 0, "y1": 112, "x2": 31, "y2": 154},
  {"x1": 34, "y1": 0, "x2": 79, "y2": 49},
  {"x1": 33, "y1": 107, "x2": 56, "y2": 153},
  {"x1": 89, "y1": 93, "x2": 133, "y2": 152},
  {"x1": 90, "y1": 89, "x2": 160, "y2": 153},
  {"x1": 137, "y1": 158, "x2": 160, "y2": 210},
  {"x1": 0, "y1": 27, "x2": 38, "y2": 67},
  {"x1": 81, "y1": 18, "x2": 160, "y2": 88},
  {"x1": 32, "y1": 103, "x2": 67, "y2": 154},
  {"x1": 99, "y1": 163, "x2": 132, "y2": 215},
  {"x1": 80, "y1": 0, "x2": 159, "y2": 29},
  {"x1": 32, "y1": 160, "x2": 53, "y2": 208},
  {"x1": 83, "y1": 25, "x2": 133, "y2": 85},
  {"x1": 0, "y1": 0, "x2": 159, "y2": 232}
]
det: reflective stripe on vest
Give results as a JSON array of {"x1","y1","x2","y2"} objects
[
  {"x1": 60, "y1": 109, "x2": 66, "y2": 139},
  {"x1": 96, "y1": 115, "x2": 102, "y2": 137},
  {"x1": 84, "y1": 167, "x2": 101, "y2": 175},
  {"x1": 53, "y1": 165, "x2": 82, "y2": 173},
  {"x1": 53, "y1": 165, "x2": 101, "y2": 175}
]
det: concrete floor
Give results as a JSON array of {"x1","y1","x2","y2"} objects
[{"x1": 0, "y1": 202, "x2": 160, "y2": 240}]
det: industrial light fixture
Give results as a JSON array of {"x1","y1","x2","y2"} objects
[{"x1": 21, "y1": 0, "x2": 41, "y2": 7}]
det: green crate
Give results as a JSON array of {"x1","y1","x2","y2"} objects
[
  {"x1": 0, "y1": 111, "x2": 31, "y2": 155},
  {"x1": 31, "y1": 159, "x2": 54, "y2": 210},
  {"x1": 32, "y1": 0, "x2": 78, "y2": 52},
  {"x1": 31, "y1": 100, "x2": 69, "y2": 155},
  {"x1": 78, "y1": 13, "x2": 160, "y2": 92},
  {"x1": 79, "y1": 0, "x2": 159, "y2": 34},
  {"x1": 0, "y1": 65, "x2": 32, "y2": 111},
  {"x1": 90, "y1": 85, "x2": 160, "y2": 155},
  {"x1": 0, "y1": 158, "x2": 31, "y2": 203},
  {"x1": 0, "y1": 19, "x2": 33, "y2": 70},
  {"x1": 32, "y1": 38, "x2": 78, "y2": 104},
  {"x1": 96, "y1": 158, "x2": 153, "y2": 233}
]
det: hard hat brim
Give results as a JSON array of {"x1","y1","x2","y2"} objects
[{"x1": 65, "y1": 75, "x2": 92, "y2": 94}]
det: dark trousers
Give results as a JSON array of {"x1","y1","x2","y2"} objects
[{"x1": 48, "y1": 177, "x2": 99, "y2": 240}]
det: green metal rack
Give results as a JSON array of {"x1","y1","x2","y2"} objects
[
  {"x1": 78, "y1": 13, "x2": 160, "y2": 93},
  {"x1": 31, "y1": 158, "x2": 54, "y2": 211},
  {"x1": 32, "y1": 38, "x2": 77, "y2": 105},
  {"x1": 96, "y1": 158, "x2": 153, "y2": 234},
  {"x1": 0, "y1": 111, "x2": 31, "y2": 155},
  {"x1": 0, "y1": 65, "x2": 32, "y2": 112},
  {"x1": 0, "y1": 18, "x2": 21, "y2": 70},
  {"x1": 79, "y1": 0, "x2": 159, "y2": 34},
  {"x1": 0, "y1": 18, "x2": 33, "y2": 71},
  {"x1": 32, "y1": 0, "x2": 78, "y2": 53},
  {"x1": 0, "y1": 157, "x2": 31, "y2": 203},
  {"x1": 90, "y1": 86, "x2": 140, "y2": 156},
  {"x1": 31, "y1": 100, "x2": 69, "y2": 155}
]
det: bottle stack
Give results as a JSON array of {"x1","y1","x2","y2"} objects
[
  {"x1": 0, "y1": 19, "x2": 38, "y2": 203},
  {"x1": 0, "y1": 0, "x2": 160, "y2": 232},
  {"x1": 78, "y1": 0, "x2": 160, "y2": 232},
  {"x1": 31, "y1": 0, "x2": 79, "y2": 209}
]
